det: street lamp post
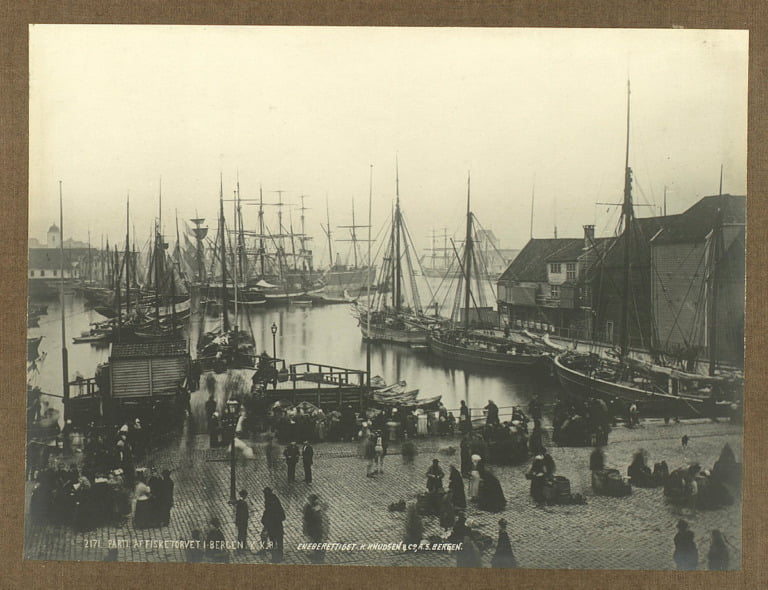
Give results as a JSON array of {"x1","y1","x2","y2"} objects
[
  {"x1": 229, "y1": 422, "x2": 236, "y2": 504},
  {"x1": 271, "y1": 322, "x2": 278, "y2": 359}
]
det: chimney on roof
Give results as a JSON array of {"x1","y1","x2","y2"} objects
[{"x1": 583, "y1": 225, "x2": 595, "y2": 250}]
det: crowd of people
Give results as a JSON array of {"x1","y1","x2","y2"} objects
[
  {"x1": 29, "y1": 419, "x2": 175, "y2": 532},
  {"x1": 28, "y1": 380, "x2": 741, "y2": 570}
]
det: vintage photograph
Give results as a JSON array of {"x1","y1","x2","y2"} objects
[{"x1": 25, "y1": 25, "x2": 746, "y2": 570}]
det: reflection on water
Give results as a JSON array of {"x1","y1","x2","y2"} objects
[{"x1": 28, "y1": 292, "x2": 559, "y2": 423}]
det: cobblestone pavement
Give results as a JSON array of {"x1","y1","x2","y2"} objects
[{"x1": 24, "y1": 386, "x2": 743, "y2": 569}]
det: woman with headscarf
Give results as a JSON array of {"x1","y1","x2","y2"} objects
[
  {"x1": 469, "y1": 454, "x2": 482, "y2": 501},
  {"x1": 491, "y1": 518, "x2": 518, "y2": 568},
  {"x1": 707, "y1": 529, "x2": 729, "y2": 570},
  {"x1": 448, "y1": 465, "x2": 466, "y2": 509},
  {"x1": 673, "y1": 519, "x2": 698, "y2": 570},
  {"x1": 426, "y1": 459, "x2": 444, "y2": 493},
  {"x1": 456, "y1": 535, "x2": 482, "y2": 568},
  {"x1": 133, "y1": 473, "x2": 153, "y2": 529},
  {"x1": 478, "y1": 465, "x2": 506, "y2": 512},
  {"x1": 438, "y1": 493, "x2": 455, "y2": 532}
]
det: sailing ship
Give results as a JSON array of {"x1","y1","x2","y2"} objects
[
  {"x1": 319, "y1": 199, "x2": 376, "y2": 301},
  {"x1": 553, "y1": 83, "x2": 744, "y2": 413},
  {"x1": 354, "y1": 164, "x2": 432, "y2": 345},
  {"x1": 420, "y1": 228, "x2": 462, "y2": 278},
  {"x1": 427, "y1": 175, "x2": 549, "y2": 369},
  {"x1": 197, "y1": 177, "x2": 256, "y2": 371}
]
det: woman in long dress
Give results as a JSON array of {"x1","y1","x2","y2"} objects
[
  {"x1": 448, "y1": 465, "x2": 466, "y2": 509},
  {"x1": 478, "y1": 466, "x2": 506, "y2": 512},
  {"x1": 491, "y1": 518, "x2": 518, "y2": 568},
  {"x1": 133, "y1": 474, "x2": 153, "y2": 529},
  {"x1": 469, "y1": 454, "x2": 482, "y2": 501}
]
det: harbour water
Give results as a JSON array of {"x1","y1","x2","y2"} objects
[{"x1": 28, "y1": 286, "x2": 559, "y2": 425}]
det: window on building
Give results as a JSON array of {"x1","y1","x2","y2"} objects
[
  {"x1": 30, "y1": 270, "x2": 35, "y2": 277},
  {"x1": 550, "y1": 263, "x2": 561, "y2": 274},
  {"x1": 581, "y1": 285, "x2": 591, "y2": 305},
  {"x1": 53, "y1": 270, "x2": 58, "y2": 277},
  {"x1": 40, "y1": 270, "x2": 45, "y2": 277},
  {"x1": 566, "y1": 262, "x2": 576, "y2": 280},
  {"x1": 550, "y1": 284, "x2": 560, "y2": 299}
]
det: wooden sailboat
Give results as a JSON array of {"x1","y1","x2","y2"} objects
[
  {"x1": 428, "y1": 174, "x2": 549, "y2": 369},
  {"x1": 553, "y1": 83, "x2": 744, "y2": 413},
  {"x1": 356, "y1": 162, "x2": 431, "y2": 345}
]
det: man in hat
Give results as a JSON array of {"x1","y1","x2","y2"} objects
[
  {"x1": 156, "y1": 469, "x2": 174, "y2": 527},
  {"x1": 235, "y1": 489, "x2": 249, "y2": 550},
  {"x1": 485, "y1": 400, "x2": 500, "y2": 427},
  {"x1": 261, "y1": 487, "x2": 286, "y2": 563},
  {"x1": 208, "y1": 412, "x2": 220, "y2": 448},
  {"x1": 283, "y1": 441, "x2": 300, "y2": 483},
  {"x1": 302, "y1": 440, "x2": 314, "y2": 483}
]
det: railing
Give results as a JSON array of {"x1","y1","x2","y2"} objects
[
  {"x1": 68, "y1": 377, "x2": 99, "y2": 398},
  {"x1": 289, "y1": 362, "x2": 367, "y2": 388}
]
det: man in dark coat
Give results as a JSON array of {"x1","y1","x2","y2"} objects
[
  {"x1": 156, "y1": 469, "x2": 174, "y2": 526},
  {"x1": 262, "y1": 487, "x2": 286, "y2": 563},
  {"x1": 235, "y1": 489, "x2": 249, "y2": 550},
  {"x1": 485, "y1": 400, "x2": 500, "y2": 426},
  {"x1": 147, "y1": 468, "x2": 163, "y2": 526},
  {"x1": 460, "y1": 435, "x2": 471, "y2": 476},
  {"x1": 205, "y1": 394, "x2": 217, "y2": 420},
  {"x1": 302, "y1": 441, "x2": 314, "y2": 483},
  {"x1": 459, "y1": 400, "x2": 471, "y2": 434},
  {"x1": 208, "y1": 412, "x2": 220, "y2": 449},
  {"x1": 284, "y1": 441, "x2": 300, "y2": 483},
  {"x1": 528, "y1": 395, "x2": 543, "y2": 423}
]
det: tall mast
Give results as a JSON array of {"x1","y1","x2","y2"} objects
[
  {"x1": 351, "y1": 200, "x2": 358, "y2": 268},
  {"x1": 154, "y1": 220, "x2": 161, "y2": 330},
  {"x1": 394, "y1": 158, "x2": 402, "y2": 311},
  {"x1": 619, "y1": 80, "x2": 633, "y2": 359},
  {"x1": 233, "y1": 186, "x2": 239, "y2": 333},
  {"x1": 115, "y1": 245, "x2": 122, "y2": 342},
  {"x1": 58, "y1": 182, "x2": 69, "y2": 419},
  {"x1": 219, "y1": 174, "x2": 230, "y2": 332},
  {"x1": 259, "y1": 185, "x2": 265, "y2": 276},
  {"x1": 708, "y1": 208, "x2": 723, "y2": 376},
  {"x1": 325, "y1": 195, "x2": 334, "y2": 268},
  {"x1": 463, "y1": 172, "x2": 473, "y2": 331},
  {"x1": 367, "y1": 164, "x2": 373, "y2": 365},
  {"x1": 87, "y1": 229, "x2": 92, "y2": 283},
  {"x1": 125, "y1": 193, "x2": 131, "y2": 314},
  {"x1": 530, "y1": 181, "x2": 535, "y2": 239},
  {"x1": 719, "y1": 164, "x2": 724, "y2": 196}
]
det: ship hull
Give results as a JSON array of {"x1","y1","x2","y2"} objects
[
  {"x1": 552, "y1": 354, "x2": 731, "y2": 414},
  {"x1": 361, "y1": 323, "x2": 429, "y2": 346},
  {"x1": 429, "y1": 335, "x2": 546, "y2": 369}
]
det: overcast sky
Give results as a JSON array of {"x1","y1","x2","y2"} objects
[{"x1": 29, "y1": 25, "x2": 747, "y2": 260}]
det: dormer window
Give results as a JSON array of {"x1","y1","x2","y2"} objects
[{"x1": 550, "y1": 263, "x2": 561, "y2": 274}]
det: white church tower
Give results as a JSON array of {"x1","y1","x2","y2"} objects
[{"x1": 47, "y1": 223, "x2": 61, "y2": 248}]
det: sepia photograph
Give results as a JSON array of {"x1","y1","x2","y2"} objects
[{"x1": 24, "y1": 25, "x2": 746, "y2": 570}]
